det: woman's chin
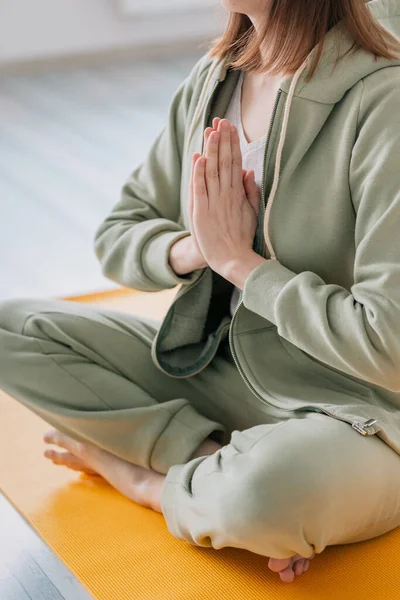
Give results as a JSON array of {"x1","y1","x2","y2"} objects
[{"x1": 220, "y1": 0, "x2": 258, "y2": 19}]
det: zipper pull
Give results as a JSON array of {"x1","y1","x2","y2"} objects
[{"x1": 352, "y1": 419, "x2": 378, "y2": 436}]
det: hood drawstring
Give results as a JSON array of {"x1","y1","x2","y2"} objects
[
  {"x1": 186, "y1": 54, "x2": 309, "y2": 262},
  {"x1": 264, "y1": 58, "x2": 309, "y2": 260}
]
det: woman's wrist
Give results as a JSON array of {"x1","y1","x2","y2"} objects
[{"x1": 169, "y1": 235, "x2": 206, "y2": 276}]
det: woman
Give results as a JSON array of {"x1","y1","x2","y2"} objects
[{"x1": 1, "y1": 0, "x2": 400, "y2": 585}]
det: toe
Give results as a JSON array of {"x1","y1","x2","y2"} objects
[
  {"x1": 43, "y1": 429, "x2": 59, "y2": 444},
  {"x1": 279, "y1": 565, "x2": 296, "y2": 584},
  {"x1": 44, "y1": 450, "x2": 96, "y2": 474},
  {"x1": 44, "y1": 449, "x2": 76, "y2": 466},
  {"x1": 293, "y1": 559, "x2": 306, "y2": 576},
  {"x1": 269, "y1": 553, "x2": 315, "y2": 581},
  {"x1": 268, "y1": 557, "x2": 292, "y2": 573},
  {"x1": 43, "y1": 429, "x2": 70, "y2": 449},
  {"x1": 43, "y1": 429, "x2": 83, "y2": 457}
]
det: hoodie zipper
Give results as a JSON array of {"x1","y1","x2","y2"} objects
[
  {"x1": 228, "y1": 86, "x2": 282, "y2": 358},
  {"x1": 227, "y1": 87, "x2": 378, "y2": 437},
  {"x1": 259, "y1": 88, "x2": 282, "y2": 258}
]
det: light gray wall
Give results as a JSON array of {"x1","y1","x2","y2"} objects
[{"x1": 0, "y1": 0, "x2": 225, "y2": 65}]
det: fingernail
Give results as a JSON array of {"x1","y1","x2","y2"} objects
[
  {"x1": 230, "y1": 125, "x2": 236, "y2": 133},
  {"x1": 212, "y1": 132, "x2": 220, "y2": 142}
]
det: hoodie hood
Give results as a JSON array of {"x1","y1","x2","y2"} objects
[
  {"x1": 206, "y1": 0, "x2": 400, "y2": 102},
  {"x1": 187, "y1": 0, "x2": 400, "y2": 260}
]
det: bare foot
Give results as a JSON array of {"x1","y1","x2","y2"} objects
[
  {"x1": 43, "y1": 432, "x2": 98, "y2": 476},
  {"x1": 268, "y1": 553, "x2": 316, "y2": 583},
  {"x1": 43, "y1": 429, "x2": 163, "y2": 510},
  {"x1": 43, "y1": 429, "x2": 316, "y2": 582}
]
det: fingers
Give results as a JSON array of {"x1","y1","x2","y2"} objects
[
  {"x1": 203, "y1": 128, "x2": 213, "y2": 155},
  {"x1": 203, "y1": 117, "x2": 243, "y2": 196},
  {"x1": 230, "y1": 124, "x2": 243, "y2": 188},
  {"x1": 205, "y1": 128, "x2": 220, "y2": 197},
  {"x1": 191, "y1": 152, "x2": 201, "y2": 192},
  {"x1": 203, "y1": 117, "x2": 222, "y2": 155},
  {"x1": 193, "y1": 156, "x2": 208, "y2": 207},
  {"x1": 243, "y1": 170, "x2": 260, "y2": 214},
  {"x1": 203, "y1": 118, "x2": 222, "y2": 197},
  {"x1": 217, "y1": 119, "x2": 232, "y2": 190}
]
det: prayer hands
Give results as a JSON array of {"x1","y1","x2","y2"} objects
[{"x1": 188, "y1": 117, "x2": 260, "y2": 279}]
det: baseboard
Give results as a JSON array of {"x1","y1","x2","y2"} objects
[
  {"x1": 63, "y1": 287, "x2": 140, "y2": 302},
  {"x1": 117, "y1": 0, "x2": 216, "y2": 16},
  {"x1": 0, "y1": 38, "x2": 214, "y2": 77}
]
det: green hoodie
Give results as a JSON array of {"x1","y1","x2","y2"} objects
[{"x1": 94, "y1": 0, "x2": 400, "y2": 455}]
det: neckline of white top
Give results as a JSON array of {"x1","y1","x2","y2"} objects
[{"x1": 236, "y1": 70, "x2": 287, "y2": 152}]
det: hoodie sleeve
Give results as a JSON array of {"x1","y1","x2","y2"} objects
[
  {"x1": 242, "y1": 69, "x2": 400, "y2": 393},
  {"x1": 93, "y1": 55, "x2": 209, "y2": 292}
]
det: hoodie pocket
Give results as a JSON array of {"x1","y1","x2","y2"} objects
[{"x1": 278, "y1": 335, "x2": 373, "y2": 400}]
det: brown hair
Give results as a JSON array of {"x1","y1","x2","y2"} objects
[{"x1": 209, "y1": 0, "x2": 400, "y2": 82}]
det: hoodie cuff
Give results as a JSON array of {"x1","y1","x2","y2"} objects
[
  {"x1": 141, "y1": 230, "x2": 205, "y2": 289},
  {"x1": 149, "y1": 403, "x2": 226, "y2": 474},
  {"x1": 242, "y1": 258, "x2": 297, "y2": 324}
]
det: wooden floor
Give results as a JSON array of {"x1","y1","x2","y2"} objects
[
  {"x1": 0, "y1": 49, "x2": 202, "y2": 597},
  {"x1": 0, "y1": 50, "x2": 202, "y2": 300},
  {"x1": 0, "y1": 289, "x2": 171, "y2": 599},
  {"x1": 0, "y1": 494, "x2": 92, "y2": 600}
]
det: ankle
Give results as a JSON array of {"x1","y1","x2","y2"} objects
[
  {"x1": 189, "y1": 438, "x2": 223, "y2": 460},
  {"x1": 136, "y1": 471, "x2": 165, "y2": 513}
]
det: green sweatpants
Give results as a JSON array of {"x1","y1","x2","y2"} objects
[{"x1": 1, "y1": 298, "x2": 400, "y2": 560}]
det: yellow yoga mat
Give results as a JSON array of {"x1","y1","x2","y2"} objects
[{"x1": 1, "y1": 288, "x2": 400, "y2": 599}]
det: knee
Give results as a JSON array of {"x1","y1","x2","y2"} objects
[
  {"x1": 0, "y1": 298, "x2": 42, "y2": 334},
  {"x1": 215, "y1": 422, "x2": 332, "y2": 557},
  {"x1": 0, "y1": 299, "x2": 40, "y2": 381}
]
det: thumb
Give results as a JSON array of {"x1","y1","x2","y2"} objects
[
  {"x1": 189, "y1": 153, "x2": 201, "y2": 228},
  {"x1": 243, "y1": 170, "x2": 260, "y2": 214},
  {"x1": 191, "y1": 153, "x2": 201, "y2": 187},
  {"x1": 190, "y1": 152, "x2": 201, "y2": 201}
]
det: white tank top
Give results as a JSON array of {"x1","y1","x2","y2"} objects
[{"x1": 224, "y1": 70, "x2": 269, "y2": 317}]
